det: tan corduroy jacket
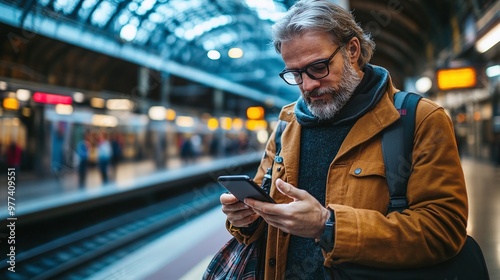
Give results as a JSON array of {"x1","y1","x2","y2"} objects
[{"x1": 227, "y1": 80, "x2": 468, "y2": 280}]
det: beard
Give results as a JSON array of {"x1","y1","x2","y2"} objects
[{"x1": 304, "y1": 56, "x2": 362, "y2": 120}]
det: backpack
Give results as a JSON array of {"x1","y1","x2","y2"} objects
[{"x1": 275, "y1": 91, "x2": 490, "y2": 280}]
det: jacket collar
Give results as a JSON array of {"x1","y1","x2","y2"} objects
[{"x1": 334, "y1": 88, "x2": 400, "y2": 161}]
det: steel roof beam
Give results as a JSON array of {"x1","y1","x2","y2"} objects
[{"x1": 0, "y1": 2, "x2": 291, "y2": 108}]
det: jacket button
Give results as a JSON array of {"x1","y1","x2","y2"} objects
[
  {"x1": 269, "y1": 258, "x2": 276, "y2": 267},
  {"x1": 275, "y1": 156, "x2": 283, "y2": 163},
  {"x1": 354, "y1": 168, "x2": 362, "y2": 175}
]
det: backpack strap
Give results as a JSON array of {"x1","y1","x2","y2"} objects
[
  {"x1": 261, "y1": 120, "x2": 288, "y2": 194},
  {"x1": 274, "y1": 120, "x2": 288, "y2": 161},
  {"x1": 382, "y1": 91, "x2": 421, "y2": 214}
]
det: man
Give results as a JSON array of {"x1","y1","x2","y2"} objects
[{"x1": 220, "y1": 0, "x2": 468, "y2": 279}]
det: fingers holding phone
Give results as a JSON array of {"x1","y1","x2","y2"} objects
[{"x1": 220, "y1": 192, "x2": 259, "y2": 227}]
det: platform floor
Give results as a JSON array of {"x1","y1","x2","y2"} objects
[{"x1": 89, "y1": 157, "x2": 500, "y2": 279}]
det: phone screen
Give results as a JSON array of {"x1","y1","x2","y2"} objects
[{"x1": 218, "y1": 175, "x2": 275, "y2": 203}]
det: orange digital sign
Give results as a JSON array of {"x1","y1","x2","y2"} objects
[{"x1": 436, "y1": 67, "x2": 477, "y2": 91}]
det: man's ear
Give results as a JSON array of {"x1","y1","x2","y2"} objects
[{"x1": 347, "y1": 37, "x2": 361, "y2": 64}]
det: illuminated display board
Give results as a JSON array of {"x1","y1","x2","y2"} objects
[
  {"x1": 33, "y1": 92, "x2": 72, "y2": 104},
  {"x1": 436, "y1": 67, "x2": 477, "y2": 91}
]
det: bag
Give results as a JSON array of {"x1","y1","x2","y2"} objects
[
  {"x1": 325, "y1": 91, "x2": 490, "y2": 279},
  {"x1": 329, "y1": 236, "x2": 489, "y2": 280},
  {"x1": 203, "y1": 121, "x2": 287, "y2": 279},
  {"x1": 203, "y1": 237, "x2": 264, "y2": 280}
]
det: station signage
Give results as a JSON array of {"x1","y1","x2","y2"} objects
[
  {"x1": 33, "y1": 92, "x2": 72, "y2": 105},
  {"x1": 436, "y1": 67, "x2": 477, "y2": 91}
]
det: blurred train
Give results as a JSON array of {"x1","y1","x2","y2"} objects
[{"x1": 0, "y1": 78, "x2": 273, "y2": 178}]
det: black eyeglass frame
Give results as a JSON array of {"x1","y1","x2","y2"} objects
[{"x1": 279, "y1": 45, "x2": 344, "y2": 85}]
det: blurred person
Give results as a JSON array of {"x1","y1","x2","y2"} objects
[
  {"x1": 76, "y1": 132, "x2": 90, "y2": 188},
  {"x1": 219, "y1": 1, "x2": 468, "y2": 279},
  {"x1": 110, "y1": 133, "x2": 123, "y2": 176},
  {"x1": 97, "y1": 132, "x2": 112, "y2": 184},
  {"x1": 6, "y1": 142, "x2": 22, "y2": 169},
  {"x1": 209, "y1": 134, "x2": 221, "y2": 157},
  {"x1": 224, "y1": 134, "x2": 238, "y2": 155},
  {"x1": 191, "y1": 134, "x2": 202, "y2": 158},
  {"x1": 0, "y1": 142, "x2": 5, "y2": 168},
  {"x1": 180, "y1": 135, "x2": 195, "y2": 163},
  {"x1": 237, "y1": 131, "x2": 250, "y2": 154},
  {"x1": 52, "y1": 122, "x2": 66, "y2": 173}
]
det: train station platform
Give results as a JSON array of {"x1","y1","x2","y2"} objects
[
  {"x1": 88, "y1": 157, "x2": 500, "y2": 279},
  {"x1": 0, "y1": 151, "x2": 263, "y2": 219}
]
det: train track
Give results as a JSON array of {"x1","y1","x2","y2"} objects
[{"x1": 0, "y1": 183, "x2": 225, "y2": 280}]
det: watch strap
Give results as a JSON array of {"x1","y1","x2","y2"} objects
[{"x1": 318, "y1": 208, "x2": 335, "y2": 251}]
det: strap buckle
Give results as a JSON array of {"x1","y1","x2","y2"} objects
[{"x1": 388, "y1": 196, "x2": 408, "y2": 213}]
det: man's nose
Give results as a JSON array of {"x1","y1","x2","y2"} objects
[{"x1": 300, "y1": 74, "x2": 320, "y2": 92}]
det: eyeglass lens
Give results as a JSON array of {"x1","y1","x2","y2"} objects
[{"x1": 280, "y1": 45, "x2": 342, "y2": 85}]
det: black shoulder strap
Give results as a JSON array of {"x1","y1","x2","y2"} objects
[
  {"x1": 382, "y1": 91, "x2": 421, "y2": 214},
  {"x1": 275, "y1": 120, "x2": 288, "y2": 159},
  {"x1": 261, "y1": 120, "x2": 288, "y2": 194}
]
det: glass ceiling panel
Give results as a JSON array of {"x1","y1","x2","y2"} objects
[
  {"x1": 90, "y1": 0, "x2": 116, "y2": 28},
  {"x1": 169, "y1": 0, "x2": 203, "y2": 14},
  {"x1": 135, "y1": 0, "x2": 156, "y2": 15},
  {"x1": 39, "y1": 0, "x2": 51, "y2": 7},
  {"x1": 27, "y1": 0, "x2": 282, "y2": 71},
  {"x1": 78, "y1": 0, "x2": 99, "y2": 20},
  {"x1": 53, "y1": 0, "x2": 80, "y2": 15}
]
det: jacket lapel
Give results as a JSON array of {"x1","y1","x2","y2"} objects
[{"x1": 335, "y1": 92, "x2": 400, "y2": 161}]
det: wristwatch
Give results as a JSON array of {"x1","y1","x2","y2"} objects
[{"x1": 318, "y1": 208, "x2": 335, "y2": 251}]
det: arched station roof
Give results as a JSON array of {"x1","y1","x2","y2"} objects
[{"x1": 0, "y1": 0, "x2": 498, "y2": 110}]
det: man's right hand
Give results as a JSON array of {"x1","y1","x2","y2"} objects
[{"x1": 220, "y1": 193, "x2": 260, "y2": 228}]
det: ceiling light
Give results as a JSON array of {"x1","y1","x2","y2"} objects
[
  {"x1": 415, "y1": 77, "x2": 432, "y2": 93},
  {"x1": 55, "y1": 104, "x2": 73, "y2": 115},
  {"x1": 486, "y1": 65, "x2": 500, "y2": 77},
  {"x1": 120, "y1": 24, "x2": 137, "y2": 42},
  {"x1": 0, "y1": 81, "x2": 7, "y2": 90},
  {"x1": 16, "y1": 89, "x2": 31, "y2": 101},
  {"x1": 228, "y1": 48, "x2": 243, "y2": 59},
  {"x1": 106, "y1": 99, "x2": 133, "y2": 110},
  {"x1": 176, "y1": 116, "x2": 194, "y2": 127},
  {"x1": 90, "y1": 97, "x2": 106, "y2": 108},
  {"x1": 148, "y1": 106, "x2": 166, "y2": 121},
  {"x1": 476, "y1": 23, "x2": 500, "y2": 53},
  {"x1": 92, "y1": 114, "x2": 118, "y2": 127},
  {"x1": 73, "y1": 92, "x2": 85, "y2": 103},
  {"x1": 207, "y1": 50, "x2": 221, "y2": 60}
]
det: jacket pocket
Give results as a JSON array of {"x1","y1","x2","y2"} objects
[
  {"x1": 348, "y1": 160, "x2": 385, "y2": 178},
  {"x1": 345, "y1": 160, "x2": 388, "y2": 212}
]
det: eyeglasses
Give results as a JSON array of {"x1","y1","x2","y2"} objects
[{"x1": 279, "y1": 45, "x2": 343, "y2": 85}]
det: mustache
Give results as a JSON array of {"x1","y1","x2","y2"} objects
[
  {"x1": 306, "y1": 88, "x2": 322, "y2": 97},
  {"x1": 306, "y1": 88, "x2": 335, "y2": 98}
]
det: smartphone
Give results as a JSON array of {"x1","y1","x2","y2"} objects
[{"x1": 218, "y1": 175, "x2": 276, "y2": 203}]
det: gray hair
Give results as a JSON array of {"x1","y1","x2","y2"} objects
[{"x1": 272, "y1": 0, "x2": 375, "y2": 68}]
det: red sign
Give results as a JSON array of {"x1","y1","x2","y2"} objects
[{"x1": 33, "y1": 92, "x2": 72, "y2": 105}]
